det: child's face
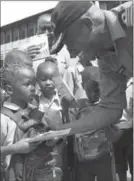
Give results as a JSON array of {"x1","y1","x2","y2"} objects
[
  {"x1": 37, "y1": 64, "x2": 55, "y2": 95},
  {"x1": 12, "y1": 68, "x2": 36, "y2": 103}
]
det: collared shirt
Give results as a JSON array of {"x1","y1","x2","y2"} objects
[
  {"x1": 0, "y1": 102, "x2": 19, "y2": 170},
  {"x1": 98, "y1": 1, "x2": 133, "y2": 109},
  {"x1": 38, "y1": 91, "x2": 63, "y2": 126}
]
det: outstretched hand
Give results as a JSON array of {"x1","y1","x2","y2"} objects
[{"x1": 44, "y1": 114, "x2": 62, "y2": 131}]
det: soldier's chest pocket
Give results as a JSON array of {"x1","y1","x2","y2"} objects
[
  {"x1": 99, "y1": 55, "x2": 122, "y2": 73},
  {"x1": 99, "y1": 55, "x2": 127, "y2": 79}
]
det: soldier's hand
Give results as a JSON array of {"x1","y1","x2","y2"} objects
[{"x1": 44, "y1": 114, "x2": 62, "y2": 131}]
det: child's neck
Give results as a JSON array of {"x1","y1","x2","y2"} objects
[
  {"x1": 42, "y1": 91, "x2": 55, "y2": 101},
  {"x1": 11, "y1": 97, "x2": 27, "y2": 109}
]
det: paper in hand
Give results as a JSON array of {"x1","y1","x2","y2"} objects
[{"x1": 29, "y1": 128, "x2": 71, "y2": 143}]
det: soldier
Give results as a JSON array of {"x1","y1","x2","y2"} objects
[{"x1": 49, "y1": 1, "x2": 133, "y2": 134}]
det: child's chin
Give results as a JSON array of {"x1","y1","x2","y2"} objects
[{"x1": 44, "y1": 88, "x2": 55, "y2": 94}]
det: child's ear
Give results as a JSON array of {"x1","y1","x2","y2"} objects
[{"x1": 5, "y1": 85, "x2": 13, "y2": 95}]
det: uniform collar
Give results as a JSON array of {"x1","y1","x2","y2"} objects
[{"x1": 38, "y1": 89, "x2": 61, "y2": 105}]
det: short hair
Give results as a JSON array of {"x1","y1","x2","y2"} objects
[
  {"x1": 45, "y1": 56, "x2": 57, "y2": 64},
  {"x1": 3, "y1": 63, "x2": 33, "y2": 86},
  {"x1": 36, "y1": 56, "x2": 57, "y2": 76},
  {"x1": 4, "y1": 49, "x2": 31, "y2": 67},
  {"x1": 37, "y1": 14, "x2": 51, "y2": 25}
]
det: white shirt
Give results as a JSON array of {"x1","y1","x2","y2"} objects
[{"x1": 1, "y1": 102, "x2": 18, "y2": 170}]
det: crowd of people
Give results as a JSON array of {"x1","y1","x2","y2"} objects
[{"x1": 0, "y1": 1, "x2": 133, "y2": 181}]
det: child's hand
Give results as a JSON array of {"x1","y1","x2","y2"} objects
[
  {"x1": 14, "y1": 138, "x2": 41, "y2": 154},
  {"x1": 44, "y1": 114, "x2": 62, "y2": 131},
  {"x1": 30, "y1": 108, "x2": 44, "y2": 122}
]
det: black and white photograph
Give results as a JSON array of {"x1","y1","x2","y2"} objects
[{"x1": 0, "y1": 1, "x2": 133, "y2": 181}]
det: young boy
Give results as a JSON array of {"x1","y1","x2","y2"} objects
[
  {"x1": 0, "y1": 63, "x2": 39, "y2": 181},
  {"x1": 4, "y1": 49, "x2": 33, "y2": 68},
  {"x1": 73, "y1": 68, "x2": 115, "y2": 181},
  {"x1": 1, "y1": 49, "x2": 33, "y2": 106}
]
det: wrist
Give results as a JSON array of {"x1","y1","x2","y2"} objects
[
  {"x1": 1, "y1": 144, "x2": 16, "y2": 156},
  {"x1": 10, "y1": 144, "x2": 17, "y2": 154}
]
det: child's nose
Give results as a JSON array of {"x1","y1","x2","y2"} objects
[
  {"x1": 31, "y1": 85, "x2": 35, "y2": 92},
  {"x1": 46, "y1": 80, "x2": 52, "y2": 85}
]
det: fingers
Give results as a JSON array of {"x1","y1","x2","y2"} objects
[
  {"x1": 27, "y1": 45, "x2": 41, "y2": 51},
  {"x1": 27, "y1": 45, "x2": 41, "y2": 58}
]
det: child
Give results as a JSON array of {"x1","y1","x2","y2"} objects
[
  {"x1": 4, "y1": 49, "x2": 33, "y2": 68},
  {"x1": 1, "y1": 49, "x2": 33, "y2": 106},
  {"x1": 73, "y1": 68, "x2": 115, "y2": 181},
  {"x1": 34, "y1": 58, "x2": 69, "y2": 181},
  {"x1": 0, "y1": 63, "x2": 40, "y2": 181}
]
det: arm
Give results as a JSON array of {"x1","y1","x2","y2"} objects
[
  {"x1": 56, "y1": 66, "x2": 87, "y2": 108},
  {"x1": 1, "y1": 138, "x2": 41, "y2": 156},
  {"x1": 60, "y1": 106, "x2": 123, "y2": 135},
  {"x1": 53, "y1": 76, "x2": 77, "y2": 104},
  {"x1": 1, "y1": 144, "x2": 17, "y2": 155},
  {"x1": 18, "y1": 119, "x2": 39, "y2": 131}
]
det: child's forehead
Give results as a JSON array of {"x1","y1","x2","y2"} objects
[
  {"x1": 16, "y1": 67, "x2": 35, "y2": 80},
  {"x1": 37, "y1": 62, "x2": 56, "y2": 75}
]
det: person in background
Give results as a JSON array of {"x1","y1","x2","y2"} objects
[
  {"x1": 49, "y1": 0, "x2": 133, "y2": 135},
  {"x1": 63, "y1": 52, "x2": 93, "y2": 99},
  {"x1": 113, "y1": 78, "x2": 133, "y2": 181},
  {"x1": 27, "y1": 14, "x2": 70, "y2": 77}
]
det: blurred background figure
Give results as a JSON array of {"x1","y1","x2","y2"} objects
[{"x1": 27, "y1": 13, "x2": 70, "y2": 76}]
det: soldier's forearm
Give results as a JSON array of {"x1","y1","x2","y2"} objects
[
  {"x1": 53, "y1": 76, "x2": 75, "y2": 102},
  {"x1": 60, "y1": 106, "x2": 122, "y2": 135}
]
